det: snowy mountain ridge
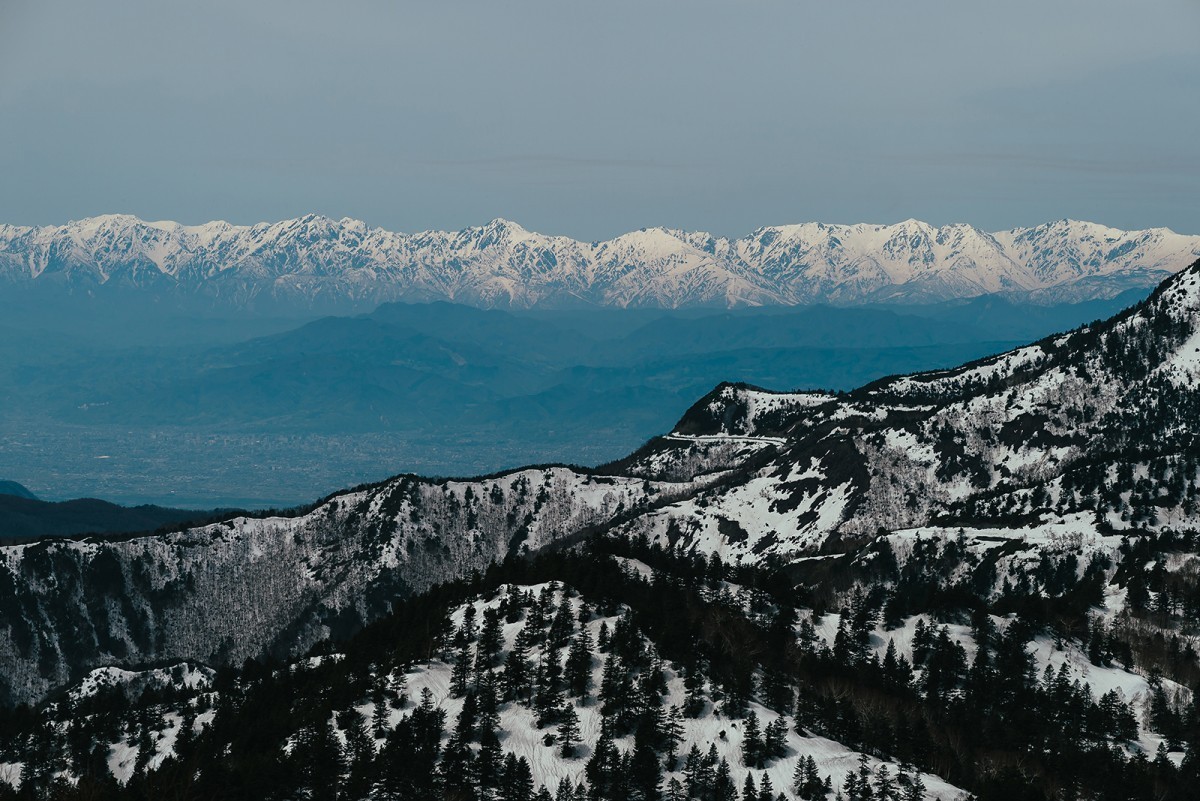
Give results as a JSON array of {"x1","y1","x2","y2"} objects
[
  {"x1": 1, "y1": 215, "x2": 1197, "y2": 308},
  {"x1": 2, "y1": 258, "x2": 1200, "y2": 712},
  {"x1": 2, "y1": 263, "x2": 1200, "y2": 800}
]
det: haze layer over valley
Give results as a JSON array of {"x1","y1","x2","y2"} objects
[{"x1": 0, "y1": 287, "x2": 1146, "y2": 508}]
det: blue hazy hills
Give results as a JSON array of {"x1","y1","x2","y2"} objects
[{"x1": 0, "y1": 289, "x2": 1145, "y2": 511}]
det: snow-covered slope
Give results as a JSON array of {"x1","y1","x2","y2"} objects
[
  {"x1": 1, "y1": 215, "x2": 1196, "y2": 308},
  {"x1": 0, "y1": 467, "x2": 711, "y2": 706},
  {"x1": 612, "y1": 257, "x2": 1200, "y2": 559},
  {"x1": 3, "y1": 259, "x2": 1200, "y2": 711}
]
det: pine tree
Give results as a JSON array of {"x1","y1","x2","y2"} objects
[
  {"x1": 459, "y1": 602, "x2": 478, "y2": 646},
  {"x1": 477, "y1": 728, "x2": 503, "y2": 795},
  {"x1": 795, "y1": 755, "x2": 823, "y2": 800},
  {"x1": 764, "y1": 715, "x2": 788, "y2": 760},
  {"x1": 875, "y1": 765, "x2": 896, "y2": 801},
  {"x1": 833, "y1": 618, "x2": 855, "y2": 666},
  {"x1": 911, "y1": 618, "x2": 932, "y2": 665},
  {"x1": 438, "y1": 734, "x2": 476, "y2": 801},
  {"x1": 175, "y1": 705, "x2": 197, "y2": 756},
  {"x1": 577, "y1": 599, "x2": 593, "y2": 628},
  {"x1": 452, "y1": 641, "x2": 473, "y2": 697},
  {"x1": 477, "y1": 671, "x2": 502, "y2": 737},
  {"x1": 684, "y1": 662, "x2": 707, "y2": 718},
  {"x1": 455, "y1": 690, "x2": 480, "y2": 742},
  {"x1": 504, "y1": 635, "x2": 532, "y2": 703},
  {"x1": 293, "y1": 720, "x2": 344, "y2": 801},
  {"x1": 684, "y1": 744, "x2": 703, "y2": 798},
  {"x1": 565, "y1": 629, "x2": 595, "y2": 700},
  {"x1": 550, "y1": 598, "x2": 576, "y2": 649},
  {"x1": 632, "y1": 716, "x2": 664, "y2": 801},
  {"x1": 371, "y1": 676, "x2": 392, "y2": 737},
  {"x1": 742, "y1": 710, "x2": 763, "y2": 769},
  {"x1": 501, "y1": 754, "x2": 535, "y2": 801},
  {"x1": 599, "y1": 652, "x2": 623, "y2": 719},
  {"x1": 743, "y1": 773, "x2": 758, "y2": 801},
  {"x1": 856, "y1": 754, "x2": 874, "y2": 801},
  {"x1": 663, "y1": 705, "x2": 684, "y2": 771},
  {"x1": 844, "y1": 771, "x2": 860, "y2": 801},
  {"x1": 478, "y1": 608, "x2": 505, "y2": 671},
  {"x1": 341, "y1": 711, "x2": 377, "y2": 801},
  {"x1": 586, "y1": 726, "x2": 622, "y2": 800},
  {"x1": 904, "y1": 771, "x2": 926, "y2": 801},
  {"x1": 558, "y1": 704, "x2": 582, "y2": 758},
  {"x1": 536, "y1": 649, "x2": 565, "y2": 727},
  {"x1": 759, "y1": 773, "x2": 775, "y2": 801},
  {"x1": 714, "y1": 758, "x2": 738, "y2": 801},
  {"x1": 793, "y1": 755, "x2": 808, "y2": 798}
]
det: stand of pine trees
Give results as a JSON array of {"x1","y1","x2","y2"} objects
[{"x1": 1, "y1": 531, "x2": 1198, "y2": 801}]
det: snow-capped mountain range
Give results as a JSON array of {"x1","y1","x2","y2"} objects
[{"x1": 1, "y1": 214, "x2": 1197, "y2": 308}]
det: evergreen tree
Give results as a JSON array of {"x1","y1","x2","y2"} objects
[
  {"x1": 663, "y1": 705, "x2": 684, "y2": 771},
  {"x1": 759, "y1": 773, "x2": 775, "y2": 801},
  {"x1": 476, "y1": 729, "x2": 504, "y2": 796},
  {"x1": 714, "y1": 758, "x2": 738, "y2": 801},
  {"x1": 550, "y1": 598, "x2": 576, "y2": 649},
  {"x1": 341, "y1": 710, "x2": 377, "y2": 800},
  {"x1": 439, "y1": 734, "x2": 477, "y2": 801},
  {"x1": 683, "y1": 744, "x2": 704, "y2": 798},
  {"x1": 504, "y1": 635, "x2": 533, "y2": 703},
  {"x1": 455, "y1": 690, "x2": 480, "y2": 742},
  {"x1": 742, "y1": 710, "x2": 763, "y2": 769},
  {"x1": 904, "y1": 771, "x2": 925, "y2": 801},
  {"x1": 292, "y1": 720, "x2": 344, "y2": 801},
  {"x1": 683, "y1": 662, "x2": 707, "y2": 718},
  {"x1": 452, "y1": 640, "x2": 474, "y2": 697},
  {"x1": 764, "y1": 715, "x2": 788, "y2": 760},
  {"x1": 875, "y1": 765, "x2": 896, "y2": 801},
  {"x1": 742, "y1": 773, "x2": 758, "y2": 801},
  {"x1": 565, "y1": 629, "x2": 595, "y2": 700},
  {"x1": 558, "y1": 704, "x2": 582, "y2": 758},
  {"x1": 586, "y1": 726, "x2": 623, "y2": 800},
  {"x1": 536, "y1": 649, "x2": 566, "y2": 727},
  {"x1": 632, "y1": 716, "x2": 663, "y2": 801},
  {"x1": 478, "y1": 608, "x2": 505, "y2": 671},
  {"x1": 501, "y1": 754, "x2": 535, "y2": 801}
]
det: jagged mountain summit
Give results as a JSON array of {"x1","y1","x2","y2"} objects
[
  {"x1": 2, "y1": 258, "x2": 1199, "y2": 711},
  {"x1": 0, "y1": 215, "x2": 1197, "y2": 309}
]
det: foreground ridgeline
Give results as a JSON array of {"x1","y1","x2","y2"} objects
[
  {"x1": 1, "y1": 260, "x2": 1200, "y2": 799},
  {"x1": 0, "y1": 216, "x2": 1198, "y2": 308}
]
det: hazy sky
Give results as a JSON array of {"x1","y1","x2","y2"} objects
[{"x1": 2, "y1": 0, "x2": 1197, "y2": 238}]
